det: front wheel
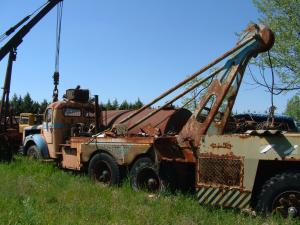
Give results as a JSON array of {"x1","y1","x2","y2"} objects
[
  {"x1": 130, "y1": 157, "x2": 163, "y2": 192},
  {"x1": 88, "y1": 153, "x2": 120, "y2": 186},
  {"x1": 27, "y1": 145, "x2": 42, "y2": 160},
  {"x1": 256, "y1": 172, "x2": 300, "y2": 218}
]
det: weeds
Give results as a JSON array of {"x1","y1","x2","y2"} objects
[{"x1": 0, "y1": 157, "x2": 298, "y2": 225}]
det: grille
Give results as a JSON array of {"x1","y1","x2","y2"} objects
[{"x1": 198, "y1": 156, "x2": 242, "y2": 187}]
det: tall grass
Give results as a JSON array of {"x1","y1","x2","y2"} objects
[{"x1": 0, "y1": 157, "x2": 297, "y2": 225}]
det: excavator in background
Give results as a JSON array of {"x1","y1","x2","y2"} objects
[
  {"x1": 22, "y1": 24, "x2": 300, "y2": 217},
  {"x1": 0, "y1": 0, "x2": 63, "y2": 161}
]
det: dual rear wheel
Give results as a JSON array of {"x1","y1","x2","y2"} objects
[
  {"x1": 88, "y1": 154, "x2": 163, "y2": 192},
  {"x1": 88, "y1": 153, "x2": 120, "y2": 185},
  {"x1": 129, "y1": 157, "x2": 163, "y2": 192}
]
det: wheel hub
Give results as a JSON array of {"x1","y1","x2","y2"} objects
[
  {"x1": 273, "y1": 191, "x2": 300, "y2": 218},
  {"x1": 137, "y1": 167, "x2": 161, "y2": 192},
  {"x1": 99, "y1": 170, "x2": 109, "y2": 182},
  {"x1": 147, "y1": 178, "x2": 158, "y2": 190},
  {"x1": 94, "y1": 161, "x2": 112, "y2": 184},
  {"x1": 288, "y1": 206, "x2": 298, "y2": 217}
]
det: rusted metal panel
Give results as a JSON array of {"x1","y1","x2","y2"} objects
[
  {"x1": 70, "y1": 136, "x2": 154, "y2": 144},
  {"x1": 199, "y1": 134, "x2": 300, "y2": 190},
  {"x1": 154, "y1": 136, "x2": 196, "y2": 163},
  {"x1": 71, "y1": 136, "x2": 153, "y2": 165},
  {"x1": 61, "y1": 145, "x2": 81, "y2": 170},
  {"x1": 43, "y1": 100, "x2": 96, "y2": 158},
  {"x1": 101, "y1": 108, "x2": 191, "y2": 136},
  {"x1": 197, "y1": 153, "x2": 244, "y2": 188}
]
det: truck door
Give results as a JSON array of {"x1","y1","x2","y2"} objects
[{"x1": 43, "y1": 108, "x2": 53, "y2": 144}]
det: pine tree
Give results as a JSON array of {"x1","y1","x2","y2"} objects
[
  {"x1": 112, "y1": 99, "x2": 119, "y2": 110},
  {"x1": 119, "y1": 100, "x2": 130, "y2": 110},
  {"x1": 105, "y1": 99, "x2": 113, "y2": 110},
  {"x1": 22, "y1": 93, "x2": 34, "y2": 113},
  {"x1": 39, "y1": 99, "x2": 49, "y2": 114},
  {"x1": 133, "y1": 98, "x2": 143, "y2": 109},
  {"x1": 10, "y1": 94, "x2": 22, "y2": 115}
]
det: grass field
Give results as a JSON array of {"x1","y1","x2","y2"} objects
[{"x1": 0, "y1": 157, "x2": 298, "y2": 225}]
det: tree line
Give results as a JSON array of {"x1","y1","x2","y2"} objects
[
  {"x1": 10, "y1": 93, "x2": 48, "y2": 116},
  {"x1": 8, "y1": 93, "x2": 144, "y2": 116},
  {"x1": 102, "y1": 98, "x2": 144, "y2": 110}
]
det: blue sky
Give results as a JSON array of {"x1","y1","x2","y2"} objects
[{"x1": 0, "y1": 0, "x2": 296, "y2": 114}]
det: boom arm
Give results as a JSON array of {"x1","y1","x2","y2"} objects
[
  {"x1": 0, "y1": 0, "x2": 63, "y2": 61},
  {"x1": 0, "y1": 0, "x2": 63, "y2": 132},
  {"x1": 120, "y1": 24, "x2": 274, "y2": 139},
  {"x1": 178, "y1": 24, "x2": 275, "y2": 146}
]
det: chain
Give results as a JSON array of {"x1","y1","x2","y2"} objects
[{"x1": 52, "y1": 2, "x2": 63, "y2": 102}]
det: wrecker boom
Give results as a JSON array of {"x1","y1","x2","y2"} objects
[
  {"x1": 0, "y1": 0, "x2": 63, "y2": 161},
  {"x1": 0, "y1": 0, "x2": 63, "y2": 61}
]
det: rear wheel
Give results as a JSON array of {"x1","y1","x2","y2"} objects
[
  {"x1": 256, "y1": 172, "x2": 300, "y2": 218},
  {"x1": 27, "y1": 145, "x2": 42, "y2": 160},
  {"x1": 130, "y1": 157, "x2": 163, "y2": 192},
  {"x1": 88, "y1": 153, "x2": 120, "y2": 186}
]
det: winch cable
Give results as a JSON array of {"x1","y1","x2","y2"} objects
[
  {"x1": 267, "y1": 50, "x2": 276, "y2": 127},
  {"x1": 0, "y1": 2, "x2": 48, "y2": 43},
  {"x1": 52, "y1": 1, "x2": 63, "y2": 102}
]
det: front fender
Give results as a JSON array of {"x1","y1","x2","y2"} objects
[{"x1": 23, "y1": 134, "x2": 49, "y2": 158}]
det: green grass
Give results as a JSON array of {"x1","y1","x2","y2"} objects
[{"x1": 0, "y1": 157, "x2": 298, "y2": 225}]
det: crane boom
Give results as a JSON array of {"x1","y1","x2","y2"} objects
[
  {"x1": 0, "y1": 0, "x2": 63, "y2": 61},
  {"x1": 0, "y1": 0, "x2": 63, "y2": 161}
]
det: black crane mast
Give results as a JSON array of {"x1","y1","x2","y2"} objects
[{"x1": 0, "y1": 0, "x2": 63, "y2": 161}]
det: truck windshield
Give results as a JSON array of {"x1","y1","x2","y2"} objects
[
  {"x1": 20, "y1": 116, "x2": 29, "y2": 124},
  {"x1": 63, "y1": 108, "x2": 81, "y2": 117}
]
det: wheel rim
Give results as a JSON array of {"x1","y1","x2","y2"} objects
[
  {"x1": 28, "y1": 149, "x2": 38, "y2": 160},
  {"x1": 136, "y1": 167, "x2": 161, "y2": 192},
  {"x1": 93, "y1": 161, "x2": 112, "y2": 184},
  {"x1": 272, "y1": 191, "x2": 300, "y2": 218}
]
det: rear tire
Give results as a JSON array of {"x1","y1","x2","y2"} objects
[
  {"x1": 256, "y1": 172, "x2": 300, "y2": 218},
  {"x1": 88, "y1": 153, "x2": 120, "y2": 186},
  {"x1": 27, "y1": 145, "x2": 42, "y2": 160},
  {"x1": 130, "y1": 157, "x2": 163, "y2": 192}
]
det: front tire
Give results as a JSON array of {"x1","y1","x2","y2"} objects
[
  {"x1": 88, "y1": 153, "x2": 120, "y2": 186},
  {"x1": 27, "y1": 145, "x2": 42, "y2": 160},
  {"x1": 256, "y1": 172, "x2": 300, "y2": 218}
]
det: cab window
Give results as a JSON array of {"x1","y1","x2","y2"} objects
[
  {"x1": 20, "y1": 116, "x2": 29, "y2": 124},
  {"x1": 63, "y1": 108, "x2": 81, "y2": 117},
  {"x1": 45, "y1": 108, "x2": 52, "y2": 123}
]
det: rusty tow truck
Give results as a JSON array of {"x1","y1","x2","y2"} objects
[{"x1": 23, "y1": 24, "x2": 300, "y2": 217}]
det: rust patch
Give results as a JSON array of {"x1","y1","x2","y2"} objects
[
  {"x1": 154, "y1": 136, "x2": 196, "y2": 163},
  {"x1": 197, "y1": 153, "x2": 244, "y2": 189},
  {"x1": 210, "y1": 142, "x2": 232, "y2": 149}
]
